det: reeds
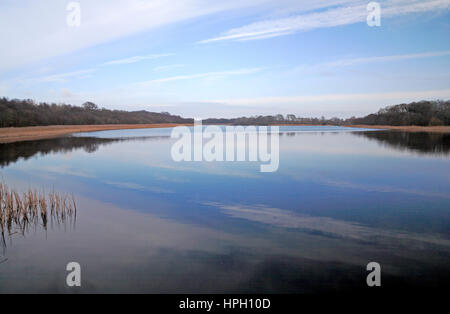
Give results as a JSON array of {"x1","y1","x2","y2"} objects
[{"x1": 0, "y1": 183, "x2": 76, "y2": 236}]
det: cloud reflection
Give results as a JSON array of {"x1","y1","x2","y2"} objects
[{"x1": 205, "y1": 202, "x2": 450, "y2": 247}]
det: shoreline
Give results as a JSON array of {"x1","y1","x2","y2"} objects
[
  {"x1": 0, "y1": 124, "x2": 192, "y2": 144},
  {"x1": 274, "y1": 124, "x2": 450, "y2": 133},
  {"x1": 1, "y1": 123, "x2": 449, "y2": 144},
  {"x1": 346, "y1": 124, "x2": 450, "y2": 133}
]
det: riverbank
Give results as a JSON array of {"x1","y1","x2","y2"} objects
[
  {"x1": 347, "y1": 125, "x2": 450, "y2": 133},
  {"x1": 0, "y1": 124, "x2": 192, "y2": 143},
  {"x1": 1, "y1": 123, "x2": 449, "y2": 144},
  {"x1": 273, "y1": 124, "x2": 450, "y2": 133}
]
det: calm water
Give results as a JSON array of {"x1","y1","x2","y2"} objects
[{"x1": 0, "y1": 126, "x2": 449, "y2": 293}]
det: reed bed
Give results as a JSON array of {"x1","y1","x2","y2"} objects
[{"x1": 0, "y1": 183, "x2": 76, "y2": 237}]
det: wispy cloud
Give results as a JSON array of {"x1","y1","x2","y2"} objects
[
  {"x1": 137, "y1": 67, "x2": 262, "y2": 85},
  {"x1": 293, "y1": 50, "x2": 450, "y2": 73},
  {"x1": 322, "y1": 50, "x2": 450, "y2": 67},
  {"x1": 199, "y1": 0, "x2": 450, "y2": 43},
  {"x1": 102, "y1": 180, "x2": 174, "y2": 193},
  {"x1": 320, "y1": 178, "x2": 450, "y2": 199},
  {"x1": 33, "y1": 69, "x2": 96, "y2": 83},
  {"x1": 7, "y1": 68, "x2": 96, "y2": 88},
  {"x1": 101, "y1": 53, "x2": 175, "y2": 66},
  {"x1": 205, "y1": 202, "x2": 450, "y2": 246},
  {"x1": 0, "y1": 0, "x2": 266, "y2": 70},
  {"x1": 37, "y1": 165, "x2": 96, "y2": 178},
  {"x1": 210, "y1": 89, "x2": 450, "y2": 107},
  {"x1": 153, "y1": 64, "x2": 185, "y2": 72},
  {"x1": 15, "y1": 52, "x2": 174, "y2": 85}
]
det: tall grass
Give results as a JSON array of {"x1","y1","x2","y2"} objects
[{"x1": 0, "y1": 183, "x2": 76, "y2": 239}]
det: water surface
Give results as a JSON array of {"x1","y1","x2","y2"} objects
[{"x1": 0, "y1": 126, "x2": 449, "y2": 293}]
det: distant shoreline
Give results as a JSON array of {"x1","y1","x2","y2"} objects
[
  {"x1": 0, "y1": 124, "x2": 192, "y2": 144},
  {"x1": 273, "y1": 124, "x2": 450, "y2": 133},
  {"x1": 0, "y1": 123, "x2": 449, "y2": 144},
  {"x1": 346, "y1": 125, "x2": 450, "y2": 133}
]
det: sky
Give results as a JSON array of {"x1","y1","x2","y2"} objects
[{"x1": 0, "y1": 0, "x2": 450, "y2": 118}]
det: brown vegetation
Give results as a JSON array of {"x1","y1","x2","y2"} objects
[
  {"x1": 0, "y1": 183, "x2": 76, "y2": 237},
  {"x1": 0, "y1": 123, "x2": 193, "y2": 144},
  {"x1": 1, "y1": 123, "x2": 448, "y2": 145}
]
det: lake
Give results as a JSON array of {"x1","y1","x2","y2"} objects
[{"x1": 0, "y1": 126, "x2": 449, "y2": 293}]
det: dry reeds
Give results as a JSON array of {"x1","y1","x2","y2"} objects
[{"x1": 0, "y1": 183, "x2": 76, "y2": 236}]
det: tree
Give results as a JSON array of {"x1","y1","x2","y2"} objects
[
  {"x1": 275, "y1": 114, "x2": 284, "y2": 121},
  {"x1": 286, "y1": 114, "x2": 296, "y2": 121},
  {"x1": 82, "y1": 102, "x2": 99, "y2": 111}
]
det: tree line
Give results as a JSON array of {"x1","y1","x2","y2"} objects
[
  {"x1": 204, "y1": 100, "x2": 449, "y2": 126},
  {"x1": 0, "y1": 98, "x2": 192, "y2": 127},
  {"x1": 348, "y1": 100, "x2": 449, "y2": 126},
  {"x1": 0, "y1": 98, "x2": 448, "y2": 127}
]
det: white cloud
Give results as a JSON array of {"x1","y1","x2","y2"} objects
[
  {"x1": 10, "y1": 52, "x2": 172, "y2": 86},
  {"x1": 211, "y1": 89, "x2": 450, "y2": 107},
  {"x1": 37, "y1": 165, "x2": 96, "y2": 178},
  {"x1": 137, "y1": 67, "x2": 262, "y2": 85},
  {"x1": 293, "y1": 50, "x2": 450, "y2": 73},
  {"x1": 19, "y1": 49, "x2": 447, "y2": 87},
  {"x1": 102, "y1": 180, "x2": 174, "y2": 193},
  {"x1": 199, "y1": 4, "x2": 366, "y2": 43},
  {"x1": 323, "y1": 50, "x2": 450, "y2": 67},
  {"x1": 206, "y1": 202, "x2": 450, "y2": 246},
  {"x1": 10, "y1": 69, "x2": 97, "y2": 87},
  {"x1": 0, "y1": 0, "x2": 269, "y2": 70},
  {"x1": 153, "y1": 64, "x2": 185, "y2": 72},
  {"x1": 200, "y1": 89, "x2": 450, "y2": 117},
  {"x1": 199, "y1": 0, "x2": 450, "y2": 43},
  {"x1": 101, "y1": 53, "x2": 175, "y2": 66},
  {"x1": 36, "y1": 69, "x2": 96, "y2": 83}
]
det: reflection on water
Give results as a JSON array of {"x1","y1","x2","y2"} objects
[
  {"x1": 0, "y1": 135, "x2": 170, "y2": 168},
  {"x1": 0, "y1": 126, "x2": 449, "y2": 293},
  {"x1": 0, "y1": 137, "x2": 119, "y2": 168},
  {"x1": 0, "y1": 129, "x2": 448, "y2": 168},
  {"x1": 355, "y1": 131, "x2": 450, "y2": 155}
]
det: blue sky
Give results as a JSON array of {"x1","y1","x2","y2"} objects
[{"x1": 1, "y1": 0, "x2": 450, "y2": 118}]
